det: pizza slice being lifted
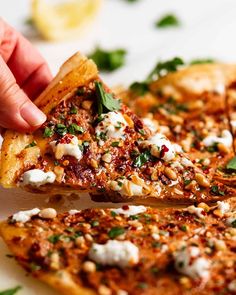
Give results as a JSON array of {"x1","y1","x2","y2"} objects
[
  {"x1": 0, "y1": 202, "x2": 235, "y2": 295},
  {"x1": 0, "y1": 53, "x2": 235, "y2": 204}
]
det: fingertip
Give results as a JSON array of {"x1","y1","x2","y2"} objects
[{"x1": 20, "y1": 101, "x2": 46, "y2": 127}]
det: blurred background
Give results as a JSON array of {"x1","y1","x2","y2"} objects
[{"x1": 1, "y1": 0, "x2": 236, "y2": 88}]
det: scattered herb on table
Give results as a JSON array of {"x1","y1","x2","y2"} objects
[
  {"x1": 156, "y1": 14, "x2": 180, "y2": 28},
  {"x1": 89, "y1": 47, "x2": 127, "y2": 72}
]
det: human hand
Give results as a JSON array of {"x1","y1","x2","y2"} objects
[{"x1": 0, "y1": 18, "x2": 52, "y2": 132}]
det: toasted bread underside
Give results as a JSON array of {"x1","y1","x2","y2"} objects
[
  {"x1": 0, "y1": 53, "x2": 98, "y2": 188},
  {"x1": 0, "y1": 221, "x2": 95, "y2": 295}
]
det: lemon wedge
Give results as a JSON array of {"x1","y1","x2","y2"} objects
[{"x1": 32, "y1": 0, "x2": 102, "y2": 41}]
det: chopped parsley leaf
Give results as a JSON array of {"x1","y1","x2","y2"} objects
[
  {"x1": 111, "y1": 141, "x2": 119, "y2": 147},
  {"x1": 210, "y1": 185, "x2": 225, "y2": 196},
  {"x1": 95, "y1": 81, "x2": 121, "y2": 115},
  {"x1": 108, "y1": 227, "x2": 125, "y2": 238},
  {"x1": 0, "y1": 286, "x2": 22, "y2": 295},
  {"x1": 129, "y1": 81, "x2": 149, "y2": 95},
  {"x1": 48, "y1": 234, "x2": 62, "y2": 244},
  {"x1": 156, "y1": 14, "x2": 180, "y2": 28},
  {"x1": 232, "y1": 220, "x2": 236, "y2": 228},
  {"x1": 89, "y1": 47, "x2": 127, "y2": 72},
  {"x1": 69, "y1": 106, "x2": 78, "y2": 114},
  {"x1": 68, "y1": 123, "x2": 84, "y2": 135},
  {"x1": 55, "y1": 124, "x2": 67, "y2": 136},
  {"x1": 133, "y1": 150, "x2": 151, "y2": 167},
  {"x1": 25, "y1": 141, "x2": 36, "y2": 149},
  {"x1": 91, "y1": 220, "x2": 99, "y2": 227},
  {"x1": 111, "y1": 211, "x2": 118, "y2": 217},
  {"x1": 180, "y1": 225, "x2": 188, "y2": 232},
  {"x1": 226, "y1": 156, "x2": 236, "y2": 171},
  {"x1": 30, "y1": 263, "x2": 41, "y2": 271},
  {"x1": 43, "y1": 126, "x2": 54, "y2": 138}
]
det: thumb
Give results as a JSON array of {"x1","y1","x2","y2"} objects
[{"x1": 0, "y1": 56, "x2": 46, "y2": 131}]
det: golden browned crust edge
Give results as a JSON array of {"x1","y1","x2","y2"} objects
[
  {"x1": 0, "y1": 221, "x2": 96, "y2": 295},
  {"x1": 0, "y1": 52, "x2": 98, "y2": 188}
]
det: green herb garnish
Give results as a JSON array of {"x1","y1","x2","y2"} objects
[
  {"x1": 180, "y1": 225, "x2": 188, "y2": 232},
  {"x1": 133, "y1": 150, "x2": 151, "y2": 167},
  {"x1": 55, "y1": 124, "x2": 67, "y2": 136},
  {"x1": 210, "y1": 185, "x2": 225, "y2": 196},
  {"x1": 108, "y1": 227, "x2": 125, "y2": 238},
  {"x1": 129, "y1": 81, "x2": 149, "y2": 95},
  {"x1": 156, "y1": 14, "x2": 180, "y2": 28},
  {"x1": 226, "y1": 156, "x2": 236, "y2": 171},
  {"x1": 0, "y1": 286, "x2": 22, "y2": 295},
  {"x1": 232, "y1": 220, "x2": 236, "y2": 228},
  {"x1": 69, "y1": 106, "x2": 78, "y2": 114},
  {"x1": 95, "y1": 81, "x2": 121, "y2": 115},
  {"x1": 111, "y1": 141, "x2": 120, "y2": 147},
  {"x1": 25, "y1": 141, "x2": 36, "y2": 149},
  {"x1": 89, "y1": 47, "x2": 127, "y2": 72},
  {"x1": 68, "y1": 123, "x2": 84, "y2": 135},
  {"x1": 48, "y1": 234, "x2": 62, "y2": 244},
  {"x1": 43, "y1": 126, "x2": 54, "y2": 138}
]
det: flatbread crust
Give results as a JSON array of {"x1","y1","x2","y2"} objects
[{"x1": 0, "y1": 202, "x2": 235, "y2": 295}]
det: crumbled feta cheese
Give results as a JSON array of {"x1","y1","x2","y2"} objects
[
  {"x1": 174, "y1": 246, "x2": 210, "y2": 280},
  {"x1": 89, "y1": 240, "x2": 139, "y2": 268},
  {"x1": 146, "y1": 133, "x2": 176, "y2": 162},
  {"x1": 110, "y1": 179, "x2": 144, "y2": 197},
  {"x1": 202, "y1": 130, "x2": 233, "y2": 148},
  {"x1": 50, "y1": 135, "x2": 82, "y2": 160},
  {"x1": 173, "y1": 143, "x2": 183, "y2": 153},
  {"x1": 68, "y1": 209, "x2": 80, "y2": 215},
  {"x1": 12, "y1": 208, "x2": 40, "y2": 223},
  {"x1": 231, "y1": 120, "x2": 236, "y2": 132},
  {"x1": 95, "y1": 111, "x2": 127, "y2": 140},
  {"x1": 152, "y1": 233, "x2": 160, "y2": 240},
  {"x1": 22, "y1": 169, "x2": 56, "y2": 187},
  {"x1": 186, "y1": 205, "x2": 205, "y2": 219},
  {"x1": 111, "y1": 206, "x2": 146, "y2": 216},
  {"x1": 217, "y1": 201, "x2": 230, "y2": 215},
  {"x1": 143, "y1": 118, "x2": 158, "y2": 133}
]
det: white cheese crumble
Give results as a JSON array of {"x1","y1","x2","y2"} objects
[
  {"x1": 12, "y1": 208, "x2": 40, "y2": 223},
  {"x1": 88, "y1": 240, "x2": 139, "y2": 268},
  {"x1": 146, "y1": 133, "x2": 176, "y2": 162},
  {"x1": 180, "y1": 157, "x2": 193, "y2": 167},
  {"x1": 111, "y1": 205, "x2": 146, "y2": 216},
  {"x1": 50, "y1": 135, "x2": 82, "y2": 160},
  {"x1": 110, "y1": 179, "x2": 144, "y2": 197},
  {"x1": 22, "y1": 169, "x2": 56, "y2": 187},
  {"x1": 95, "y1": 111, "x2": 127, "y2": 140},
  {"x1": 186, "y1": 205, "x2": 205, "y2": 219},
  {"x1": 68, "y1": 209, "x2": 80, "y2": 215},
  {"x1": 230, "y1": 120, "x2": 236, "y2": 132},
  {"x1": 202, "y1": 130, "x2": 233, "y2": 148},
  {"x1": 217, "y1": 201, "x2": 230, "y2": 215},
  {"x1": 142, "y1": 118, "x2": 158, "y2": 133},
  {"x1": 228, "y1": 280, "x2": 236, "y2": 292},
  {"x1": 174, "y1": 246, "x2": 210, "y2": 280}
]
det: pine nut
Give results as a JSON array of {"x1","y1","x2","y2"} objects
[
  {"x1": 218, "y1": 143, "x2": 230, "y2": 154},
  {"x1": 81, "y1": 100, "x2": 93, "y2": 110},
  {"x1": 90, "y1": 158, "x2": 98, "y2": 168},
  {"x1": 98, "y1": 285, "x2": 112, "y2": 295},
  {"x1": 102, "y1": 153, "x2": 112, "y2": 163},
  {"x1": 164, "y1": 167, "x2": 177, "y2": 180},
  {"x1": 39, "y1": 208, "x2": 57, "y2": 219},
  {"x1": 195, "y1": 173, "x2": 210, "y2": 187},
  {"x1": 82, "y1": 261, "x2": 96, "y2": 273}
]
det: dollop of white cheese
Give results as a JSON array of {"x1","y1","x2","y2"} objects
[
  {"x1": 111, "y1": 205, "x2": 146, "y2": 216},
  {"x1": 202, "y1": 130, "x2": 233, "y2": 148},
  {"x1": 22, "y1": 169, "x2": 56, "y2": 187},
  {"x1": 50, "y1": 135, "x2": 82, "y2": 161},
  {"x1": 12, "y1": 208, "x2": 40, "y2": 223},
  {"x1": 217, "y1": 201, "x2": 230, "y2": 215},
  {"x1": 142, "y1": 118, "x2": 158, "y2": 133},
  {"x1": 186, "y1": 205, "x2": 205, "y2": 219},
  {"x1": 146, "y1": 133, "x2": 176, "y2": 162},
  {"x1": 89, "y1": 240, "x2": 139, "y2": 268},
  {"x1": 174, "y1": 246, "x2": 210, "y2": 280},
  {"x1": 95, "y1": 111, "x2": 128, "y2": 140}
]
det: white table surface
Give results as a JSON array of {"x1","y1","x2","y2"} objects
[{"x1": 1, "y1": 0, "x2": 236, "y2": 293}]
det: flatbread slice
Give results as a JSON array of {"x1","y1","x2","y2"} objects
[
  {"x1": 121, "y1": 63, "x2": 236, "y2": 191},
  {"x1": 0, "y1": 202, "x2": 235, "y2": 295},
  {"x1": 0, "y1": 53, "x2": 235, "y2": 204}
]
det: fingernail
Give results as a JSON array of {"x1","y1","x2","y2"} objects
[{"x1": 20, "y1": 102, "x2": 46, "y2": 127}]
